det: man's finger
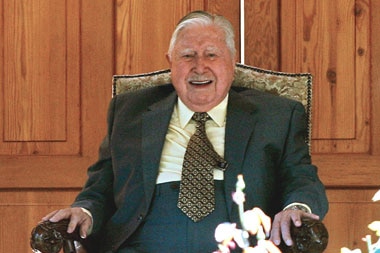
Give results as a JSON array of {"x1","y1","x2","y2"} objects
[
  {"x1": 79, "y1": 217, "x2": 92, "y2": 238},
  {"x1": 280, "y1": 214, "x2": 293, "y2": 246},
  {"x1": 269, "y1": 216, "x2": 282, "y2": 245},
  {"x1": 41, "y1": 210, "x2": 59, "y2": 222},
  {"x1": 48, "y1": 208, "x2": 72, "y2": 222}
]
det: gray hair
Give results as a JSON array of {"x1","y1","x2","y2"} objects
[{"x1": 167, "y1": 10, "x2": 236, "y2": 59}]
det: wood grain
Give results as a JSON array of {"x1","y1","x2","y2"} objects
[
  {"x1": 0, "y1": 0, "x2": 81, "y2": 155},
  {"x1": 0, "y1": 190, "x2": 80, "y2": 253},
  {"x1": 116, "y1": 0, "x2": 202, "y2": 74},
  {"x1": 371, "y1": 0, "x2": 380, "y2": 156},
  {"x1": 206, "y1": 0, "x2": 241, "y2": 61},
  {"x1": 244, "y1": 0, "x2": 279, "y2": 70},
  {"x1": 323, "y1": 189, "x2": 380, "y2": 253},
  {"x1": 280, "y1": 0, "x2": 371, "y2": 153}
]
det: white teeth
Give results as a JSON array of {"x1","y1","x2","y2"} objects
[{"x1": 190, "y1": 80, "x2": 212, "y2": 85}]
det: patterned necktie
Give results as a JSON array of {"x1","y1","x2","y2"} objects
[{"x1": 177, "y1": 112, "x2": 228, "y2": 222}]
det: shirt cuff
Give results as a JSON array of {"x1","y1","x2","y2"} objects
[
  {"x1": 283, "y1": 202, "x2": 312, "y2": 213},
  {"x1": 80, "y1": 208, "x2": 94, "y2": 235}
]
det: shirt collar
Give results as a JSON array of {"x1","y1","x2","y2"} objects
[{"x1": 177, "y1": 95, "x2": 228, "y2": 128}]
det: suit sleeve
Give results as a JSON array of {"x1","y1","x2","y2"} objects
[
  {"x1": 71, "y1": 97, "x2": 117, "y2": 234},
  {"x1": 279, "y1": 102, "x2": 328, "y2": 218}
]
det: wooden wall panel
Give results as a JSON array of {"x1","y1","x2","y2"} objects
[
  {"x1": 206, "y1": 0, "x2": 241, "y2": 62},
  {"x1": 116, "y1": 0, "x2": 207, "y2": 74},
  {"x1": 0, "y1": 1, "x2": 114, "y2": 252},
  {"x1": 115, "y1": 0, "x2": 241, "y2": 75},
  {"x1": 281, "y1": 0, "x2": 370, "y2": 153},
  {"x1": 324, "y1": 189, "x2": 380, "y2": 252},
  {"x1": 4, "y1": 1, "x2": 67, "y2": 141},
  {"x1": 0, "y1": 0, "x2": 80, "y2": 155},
  {"x1": 244, "y1": 0, "x2": 279, "y2": 70},
  {"x1": 372, "y1": 0, "x2": 380, "y2": 156},
  {"x1": 0, "y1": 190, "x2": 79, "y2": 252},
  {"x1": 0, "y1": 0, "x2": 113, "y2": 188}
]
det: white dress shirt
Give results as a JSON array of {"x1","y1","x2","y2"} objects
[{"x1": 156, "y1": 96, "x2": 228, "y2": 184}]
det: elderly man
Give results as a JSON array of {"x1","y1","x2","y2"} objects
[{"x1": 42, "y1": 10, "x2": 328, "y2": 253}]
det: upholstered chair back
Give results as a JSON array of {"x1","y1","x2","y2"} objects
[{"x1": 112, "y1": 63, "x2": 313, "y2": 152}]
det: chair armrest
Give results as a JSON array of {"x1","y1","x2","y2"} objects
[
  {"x1": 280, "y1": 218, "x2": 329, "y2": 253},
  {"x1": 30, "y1": 219, "x2": 87, "y2": 253}
]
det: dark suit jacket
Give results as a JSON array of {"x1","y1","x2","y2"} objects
[{"x1": 72, "y1": 84, "x2": 328, "y2": 252}]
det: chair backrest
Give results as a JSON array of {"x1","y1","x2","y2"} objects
[{"x1": 112, "y1": 63, "x2": 313, "y2": 152}]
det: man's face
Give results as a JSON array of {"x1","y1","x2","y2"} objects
[{"x1": 167, "y1": 24, "x2": 236, "y2": 112}]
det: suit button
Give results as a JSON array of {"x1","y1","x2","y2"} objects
[{"x1": 137, "y1": 214, "x2": 143, "y2": 221}]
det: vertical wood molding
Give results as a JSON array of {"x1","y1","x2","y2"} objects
[
  {"x1": 81, "y1": 0, "x2": 114, "y2": 158},
  {"x1": 371, "y1": 0, "x2": 380, "y2": 156}
]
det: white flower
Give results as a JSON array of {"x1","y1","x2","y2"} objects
[
  {"x1": 232, "y1": 191, "x2": 246, "y2": 205},
  {"x1": 372, "y1": 190, "x2": 380, "y2": 202},
  {"x1": 233, "y1": 229, "x2": 250, "y2": 249},
  {"x1": 236, "y1": 174, "x2": 246, "y2": 191},
  {"x1": 215, "y1": 222, "x2": 237, "y2": 242},
  {"x1": 242, "y1": 210, "x2": 261, "y2": 232},
  {"x1": 340, "y1": 247, "x2": 362, "y2": 253},
  {"x1": 368, "y1": 221, "x2": 380, "y2": 236}
]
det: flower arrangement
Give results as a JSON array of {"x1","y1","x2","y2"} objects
[
  {"x1": 213, "y1": 175, "x2": 281, "y2": 253},
  {"x1": 340, "y1": 190, "x2": 380, "y2": 253}
]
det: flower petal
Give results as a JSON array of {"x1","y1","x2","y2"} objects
[
  {"x1": 372, "y1": 189, "x2": 380, "y2": 202},
  {"x1": 340, "y1": 247, "x2": 362, "y2": 253},
  {"x1": 368, "y1": 221, "x2": 380, "y2": 236},
  {"x1": 215, "y1": 222, "x2": 237, "y2": 242}
]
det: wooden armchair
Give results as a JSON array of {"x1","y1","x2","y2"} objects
[{"x1": 31, "y1": 63, "x2": 327, "y2": 253}]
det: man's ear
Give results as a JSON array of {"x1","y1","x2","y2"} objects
[{"x1": 166, "y1": 53, "x2": 172, "y2": 67}]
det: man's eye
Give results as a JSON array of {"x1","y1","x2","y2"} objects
[{"x1": 207, "y1": 53, "x2": 217, "y2": 58}]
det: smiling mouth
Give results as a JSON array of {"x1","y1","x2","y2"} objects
[{"x1": 189, "y1": 80, "x2": 213, "y2": 85}]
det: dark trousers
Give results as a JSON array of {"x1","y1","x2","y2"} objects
[{"x1": 118, "y1": 180, "x2": 229, "y2": 253}]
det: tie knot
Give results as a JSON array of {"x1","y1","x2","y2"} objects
[{"x1": 192, "y1": 112, "x2": 210, "y2": 123}]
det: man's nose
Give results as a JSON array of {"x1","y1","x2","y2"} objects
[{"x1": 193, "y1": 56, "x2": 207, "y2": 74}]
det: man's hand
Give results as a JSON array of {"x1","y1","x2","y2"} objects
[
  {"x1": 269, "y1": 209, "x2": 320, "y2": 246},
  {"x1": 41, "y1": 207, "x2": 92, "y2": 239}
]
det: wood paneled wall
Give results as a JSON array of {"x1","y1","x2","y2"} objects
[
  {"x1": 1, "y1": 0, "x2": 379, "y2": 252},
  {"x1": 0, "y1": 0, "x2": 114, "y2": 252}
]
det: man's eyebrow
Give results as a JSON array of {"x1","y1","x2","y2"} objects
[
  {"x1": 205, "y1": 46, "x2": 222, "y2": 52},
  {"x1": 178, "y1": 48, "x2": 195, "y2": 54}
]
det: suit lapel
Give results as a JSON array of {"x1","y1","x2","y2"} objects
[
  {"x1": 141, "y1": 92, "x2": 177, "y2": 207},
  {"x1": 224, "y1": 90, "x2": 258, "y2": 217}
]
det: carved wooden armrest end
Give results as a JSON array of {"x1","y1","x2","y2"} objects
[
  {"x1": 30, "y1": 219, "x2": 86, "y2": 253},
  {"x1": 280, "y1": 218, "x2": 329, "y2": 253}
]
